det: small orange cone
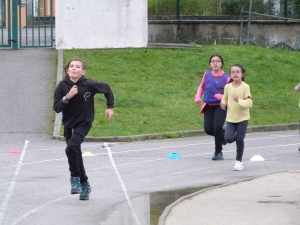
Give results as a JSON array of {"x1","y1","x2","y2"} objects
[{"x1": 9, "y1": 148, "x2": 21, "y2": 154}]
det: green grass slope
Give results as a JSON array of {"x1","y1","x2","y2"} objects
[{"x1": 62, "y1": 45, "x2": 300, "y2": 137}]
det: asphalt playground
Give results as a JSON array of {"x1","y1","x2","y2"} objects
[{"x1": 0, "y1": 49, "x2": 299, "y2": 225}]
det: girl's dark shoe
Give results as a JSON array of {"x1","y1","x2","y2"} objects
[
  {"x1": 79, "y1": 182, "x2": 91, "y2": 200},
  {"x1": 70, "y1": 176, "x2": 81, "y2": 194},
  {"x1": 212, "y1": 152, "x2": 224, "y2": 160}
]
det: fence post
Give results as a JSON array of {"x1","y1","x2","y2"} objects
[
  {"x1": 246, "y1": 0, "x2": 252, "y2": 44},
  {"x1": 12, "y1": 0, "x2": 18, "y2": 49},
  {"x1": 176, "y1": 0, "x2": 180, "y2": 20},
  {"x1": 284, "y1": 0, "x2": 287, "y2": 17},
  {"x1": 239, "y1": 8, "x2": 244, "y2": 45}
]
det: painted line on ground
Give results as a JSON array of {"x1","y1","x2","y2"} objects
[
  {"x1": 9, "y1": 144, "x2": 299, "y2": 225},
  {"x1": 0, "y1": 140, "x2": 29, "y2": 225},
  {"x1": 90, "y1": 142, "x2": 300, "y2": 171},
  {"x1": 1, "y1": 133, "x2": 297, "y2": 156},
  {"x1": 1, "y1": 139, "x2": 299, "y2": 170},
  {"x1": 104, "y1": 142, "x2": 141, "y2": 225}
]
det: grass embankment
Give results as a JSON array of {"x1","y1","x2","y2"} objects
[{"x1": 62, "y1": 45, "x2": 300, "y2": 137}]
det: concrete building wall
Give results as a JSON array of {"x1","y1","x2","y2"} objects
[
  {"x1": 148, "y1": 20, "x2": 300, "y2": 50},
  {"x1": 55, "y1": 0, "x2": 148, "y2": 49}
]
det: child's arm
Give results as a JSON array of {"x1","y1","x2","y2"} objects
[
  {"x1": 93, "y1": 81, "x2": 114, "y2": 108},
  {"x1": 236, "y1": 85, "x2": 253, "y2": 108},
  {"x1": 194, "y1": 73, "x2": 206, "y2": 104},
  {"x1": 214, "y1": 74, "x2": 230, "y2": 100},
  {"x1": 94, "y1": 81, "x2": 115, "y2": 120},
  {"x1": 220, "y1": 85, "x2": 228, "y2": 109},
  {"x1": 53, "y1": 83, "x2": 69, "y2": 113}
]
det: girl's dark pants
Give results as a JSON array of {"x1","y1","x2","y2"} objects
[
  {"x1": 64, "y1": 123, "x2": 91, "y2": 183},
  {"x1": 204, "y1": 105, "x2": 226, "y2": 153},
  {"x1": 225, "y1": 120, "x2": 248, "y2": 162}
]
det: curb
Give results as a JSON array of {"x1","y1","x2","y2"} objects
[
  {"x1": 157, "y1": 171, "x2": 290, "y2": 225},
  {"x1": 52, "y1": 50, "x2": 299, "y2": 142},
  {"x1": 52, "y1": 49, "x2": 63, "y2": 138},
  {"x1": 53, "y1": 123, "x2": 298, "y2": 142}
]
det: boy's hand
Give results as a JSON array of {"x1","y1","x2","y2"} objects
[
  {"x1": 106, "y1": 108, "x2": 114, "y2": 121},
  {"x1": 68, "y1": 85, "x2": 78, "y2": 98}
]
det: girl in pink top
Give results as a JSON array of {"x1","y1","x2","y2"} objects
[{"x1": 194, "y1": 54, "x2": 230, "y2": 160}]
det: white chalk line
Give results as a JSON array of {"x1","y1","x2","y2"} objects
[
  {"x1": 0, "y1": 133, "x2": 297, "y2": 157},
  {"x1": 10, "y1": 197, "x2": 67, "y2": 225},
  {"x1": 3, "y1": 142, "x2": 298, "y2": 170},
  {"x1": 0, "y1": 140, "x2": 29, "y2": 225},
  {"x1": 8, "y1": 162, "x2": 238, "y2": 224},
  {"x1": 2, "y1": 136, "x2": 299, "y2": 170},
  {"x1": 91, "y1": 142, "x2": 300, "y2": 171},
  {"x1": 104, "y1": 143, "x2": 141, "y2": 225},
  {"x1": 0, "y1": 143, "x2": 112, "y2": 156},
  {"x1": 10, "y1": 144, "x2": 300, "y2": 225},
  {"x1": 5, "y1": 132, "x2": 299, "y2": 223}
]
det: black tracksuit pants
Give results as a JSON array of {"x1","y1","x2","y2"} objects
[
  {"x1": 203, "y1": 105, "x2": 226, "y2": 153},
  {"x1": 64, "y1": 122, "x2": 91, "y2": 183},
  {"x1": 225, "y1": 120, "x2": 248, "y2": 162}
]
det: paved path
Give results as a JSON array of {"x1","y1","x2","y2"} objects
[
  {"x1": 162, "y1": 171, "x2": 300, "y2": 225},
  {"x1": 0, "y1": 49, "x2": 56, "y2": 134}
]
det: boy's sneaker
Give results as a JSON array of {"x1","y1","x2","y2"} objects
[
  {"x1": 222, "y1": 125, "x2": 227, "y2": 145},
  {"x1": 212, "y1": 152, "x2": 223, "y2": 160},
  {"x1": 70, "y1": 176, "x2": 81, "y2": 194},
  {"x1": 79, "y1": 181, "x2": 91, "y2": 200},
  {"x1": 233, "y1": 161, "x2": 243, "y2": 171}
]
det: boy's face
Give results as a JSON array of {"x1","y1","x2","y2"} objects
[{"x1": 68, "y1": 60, "x2": 85, "y2": 81}]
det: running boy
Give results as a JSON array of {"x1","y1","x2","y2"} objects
[
  {"x1": 53, "y1": 58, "x2": 114, "y2": 200},
  {"x1": 220, "y1": 64, "x2": 252, "y2": 171}
]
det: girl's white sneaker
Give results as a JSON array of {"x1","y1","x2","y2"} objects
[{"x1": 233, "y1": 161, "x2": 243, "y2": 171}]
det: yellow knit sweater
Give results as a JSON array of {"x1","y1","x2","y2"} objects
[{"x1": 221, "y1": 82, "x2": 253, "y2": 123}]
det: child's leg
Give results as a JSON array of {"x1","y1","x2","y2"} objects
[
  {"x1": 65, "y1": 123, "x2": 91, "y2": 183},
  {"x1": 235, "y1": 120, "x2": 248, "y2": 161},
  {"x1": 213, "y1": 107, "x2": 227, "y2": 152},
  {"x1": 203, "y1": 105, "x2": 215, "y2": 136},
  {"x1": 64, "y1": 127, "x2": 73, "y2": 144},
  {"x1": 225, "y1": 122, "x2": 236, "y2": 143}
]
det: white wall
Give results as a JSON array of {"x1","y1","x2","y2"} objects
[{"x1": 55, "y1": 0, "x2": 148, "y2": 49}]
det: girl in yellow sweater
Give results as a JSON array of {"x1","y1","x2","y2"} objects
[{"x1": 220, "y1": 64, "x2": 253, "y2": 171}]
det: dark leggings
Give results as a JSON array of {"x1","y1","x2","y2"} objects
[
  {"x1": 225, "y1": 120, "x2": 248, "y2": 162},
  {"x1": 64, "y1": 123, "x2": 91, "y2": 183},
  {"x1": 203, "y1": 105, "x2": 227, "y2": 153}
]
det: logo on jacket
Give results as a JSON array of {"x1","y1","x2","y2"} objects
[{"x1": 84, "y1": 92, "x2": 91, "y2": 101}]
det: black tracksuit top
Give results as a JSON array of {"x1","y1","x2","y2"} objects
[{"x1": 53, "y1": 75, "x2": 114, "y2": 128}]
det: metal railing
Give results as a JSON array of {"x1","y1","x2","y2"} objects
[
  {"x1": 148, "y1": 0, "x2": 299, "y2": 20},
  {"x1": 19, "y1": 0, "x2": 54, "y2": 48}
]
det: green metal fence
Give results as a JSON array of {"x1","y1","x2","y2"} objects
[
  {"x1": 19, "y1": 0, "x2": 54, "y2": 48},
  {"x1": 0, "y1": 0, "x2": 11, "y2": 48},
  {"x1": 148, "y1": 0, "x2": 299, "y2": 20},
  {"x1": 0, "y1": 0, "x2": 54, "y2": 49}
]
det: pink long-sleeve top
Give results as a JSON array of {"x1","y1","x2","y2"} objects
[{"x1": 194, "y1": 70, "x2": 230, "y2": 114}]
